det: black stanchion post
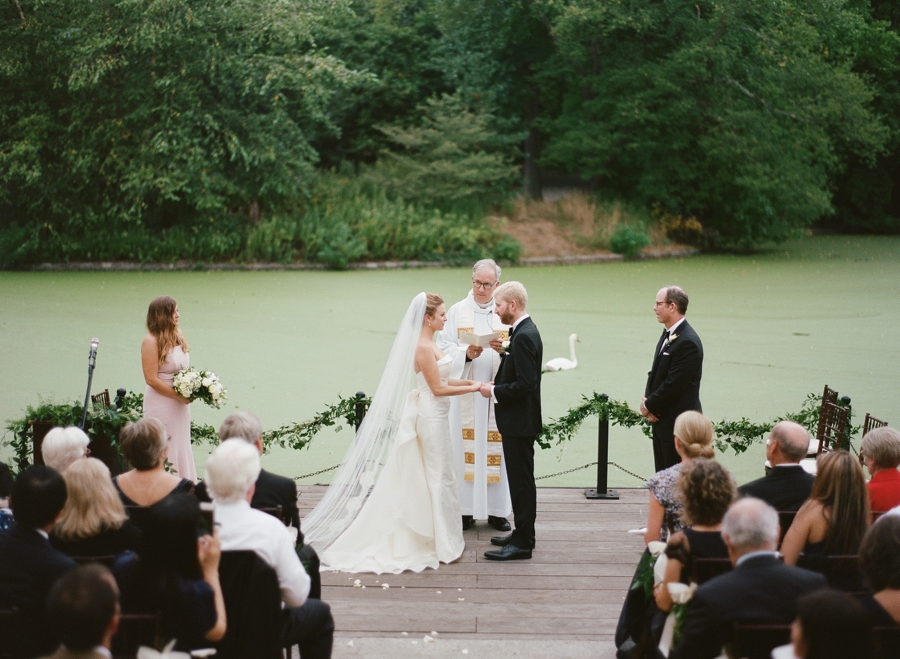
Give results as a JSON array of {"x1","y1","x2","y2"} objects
[
  {"x1": 354, "y1": 391, "x2": 367, "y2": 431},
  {"x1": 115, "y1": 388, "x2": 126, "y2": 410},
  {"x1": 585, "y1": 393, "x2": 619, "y2": 500}
]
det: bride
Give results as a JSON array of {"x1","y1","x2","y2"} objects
[{"x1": 303, "y1": 292, "x2": 482, "y2": 574}]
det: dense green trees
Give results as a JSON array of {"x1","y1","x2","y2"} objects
[{"x1": 1, "y1": 0, "x2": 898, "y2": 266}]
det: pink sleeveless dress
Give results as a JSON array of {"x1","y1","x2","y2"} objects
[{"x1": 143, "y1": 345, "x2": 196, "y2": 482}]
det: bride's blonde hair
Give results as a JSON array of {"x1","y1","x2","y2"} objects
[{"x1": 425, "y1": 293, "x2": 444, "y2": 317}]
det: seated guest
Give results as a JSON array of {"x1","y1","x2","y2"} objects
[
  {"x1": 787, "y1": 589, "x2": 874, "y2": 659},
  {"x1": 857, "y1": 516, "x2": 900, "y2": 626},
  {"x1": 41, "y1": 564, "x2": 120, "y2": 659},
  {"x1": 41, "y1": 426, "x2": 90, "y2": 473},
  {"x1": 50, "y1": 458, "x2": 141, "y2": 558},
  {"x1": 113, "y1": 417, "x2": 193, "y2": 507},
  {"x1": 195, "y1": 411, "x2": 301, "y2": 531},
  {"x1": 860, "y1": 426, "x2": 900, "y2": 516},
  {"x1": 114, "y1": 494, "x2": 226, "y2": 650},
  {"x1": 206, "y1": 439, "x2": 334, "y2": 659},
  {"x1": 781, "y1": 451, "x2": 870, "y2": 566},
  {"x1": 645, "y1": 411, "x2": 715, "y2": 544},
  {"x1": 655, "y1": 459, "x2": 735, "y2": 613},
  {"x1": 0, "y1": 466, "x2": 77, "y2": 658},
  {"x1": 738, "y1": 420, "x2": 814, "y2": 511},
  {"x1": 670, "y1": 498, "x2": 826, "y2": 659}
]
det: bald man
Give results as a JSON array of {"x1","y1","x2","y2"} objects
[{"x1": 738, "y1": 421, "x2": 814, "y2": 511}]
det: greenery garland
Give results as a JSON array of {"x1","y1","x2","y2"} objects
[
  {"x1": 3, "y1": 388, "x2": 859, "y2": 475},
  {"x1": 536, "y1": 391, "x2": 859, "y2": 456}
]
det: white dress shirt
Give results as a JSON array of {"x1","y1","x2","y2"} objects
[{"x1": 215, "y1": 498, "x2": 311, "y2": 607}]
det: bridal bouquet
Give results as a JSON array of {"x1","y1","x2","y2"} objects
[{"x1": 173, "y1": 367, "x2": 227, "y2": 409}]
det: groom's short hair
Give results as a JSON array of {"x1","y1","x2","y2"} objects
[
  {"x1": 218, "y1": 411, "x2": 263, "y2": 444},
  {"x1": 494, "y1": 281, "x2": 527, "y2": 309},
  {"x1": 205, "y1": 439, "x2": 261, "y2": 503}
]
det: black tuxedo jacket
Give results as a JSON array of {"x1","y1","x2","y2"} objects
[
  {"x1": 197, "y1": 469, "x2": 301, "y2": 532},
  {"x1": 738, "y1": 465, "x2": 815, "y2": 512},
  {"x1": 0, "y1": 526, "x2": 78, "y2": 658},
  {"x1": 644, "y1": 319, "x2": 703, "y2": 423},
  {"x1": 671, "y1": 554, "x2": 826, "y2": 659},
  {"x1": 493, "y1": 316, "x2": 543, "y2": 437}
]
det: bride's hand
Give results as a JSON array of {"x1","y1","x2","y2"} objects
[{"x1": 469, "y1": 381, "x2": 483, "y2": 392}]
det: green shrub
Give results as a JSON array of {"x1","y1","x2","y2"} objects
[{"x1": 609, "y1": 224, "x2": 650, "y2": 259}]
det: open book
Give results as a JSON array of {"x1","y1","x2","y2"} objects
[{"x1": 458, "y1": 331, "x2": 500, "y2": 347}]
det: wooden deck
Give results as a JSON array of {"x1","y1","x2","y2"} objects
[{"x1": 298, "y1": 485, "x2": 648, "y2": 655}]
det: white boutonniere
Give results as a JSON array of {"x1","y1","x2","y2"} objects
[
  {"x1": 499, "y1": 340, "x2": 510, "y2": 355},
  {"x1": 666, "y1": 334, "x2": 679, "y2": 347}
]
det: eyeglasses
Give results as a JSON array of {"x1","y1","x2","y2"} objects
[
  {"x1": 654, "y1": 301, "x2": 672, "y2": 308},
  {"x1": 472, "y1": 280, "x2": 497, "y2": 290}
]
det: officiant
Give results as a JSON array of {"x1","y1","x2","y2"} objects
[{"x1": 437, "y1": 259, "x2": 513, "y2": 532}]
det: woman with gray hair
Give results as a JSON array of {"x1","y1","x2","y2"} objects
[
  {"x1": 41, "y1": 426, "x2": 90, "y2": 473},
  {"x1": 113, "y1": 417, "x2": 193, "y2": 507},
  {"x1": 860, "y1": 426, "x2": 900, "y2": 516}
]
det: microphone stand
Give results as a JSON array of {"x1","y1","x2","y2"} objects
[{"x1": 80, "y1": 338, "x2": 99, "y2": 430}]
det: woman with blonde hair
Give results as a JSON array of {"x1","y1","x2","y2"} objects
[
  {"x1": 113, "y1": 417, "x2": 194, "y2": 507},
  {"x1": 781, "y1": 450, "x2": 870, "y2": 565},
  {"x1": 51, "y1": 458, "x2": 141, "y2": 557},
  {"x1": 860, "y1": 426, "x2": 900, "y2": 516},
  {"x1": 141, "y1": 295, "x2": 195, "y2": 481},
  {"x1": 644, "y1": 410, "x2": 716, "y2": 544}
]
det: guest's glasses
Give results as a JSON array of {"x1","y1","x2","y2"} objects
[{"x1": 472, "y1": 279, "x2": 497, "y2": 290}]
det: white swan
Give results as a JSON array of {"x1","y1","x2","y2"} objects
[{"x1": 543, "y1": 333, "x2": 580, "y2": 372}]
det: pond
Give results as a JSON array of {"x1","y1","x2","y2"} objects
[{"x1": 1, "y1": 234, "x2": 897, "y2": 489}]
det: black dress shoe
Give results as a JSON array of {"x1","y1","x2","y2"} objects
[
  {"x1": 490, "y1": 534, "x2": 514, "y2": 547},
  {"x1": 484, "y1": 544, "x2": 532, "y2": 561},
  {"x1": 488, "y1": 515, "x2": 511, "y2": 531},
  {"x1": 462, "y1": 515, "x2": 474, "y2": 531}
]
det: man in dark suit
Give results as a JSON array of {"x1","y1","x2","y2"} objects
[
  {"x1": 640, "y1": 285, "x2": 703, "y2": 472},
  {"x1": 196, "y1": 410, "x2": 301, "y2": 531},
  {"x1": 479, "y1": 281, "x2": 542, "y2": 561},
  {"x1": 670, "y1": 498, "x2": 826, "y2": 659},
  {"x1": 739, "y1": 420, "x2": 815, "y2": 511},
  {"x1": 42, "y1": 564, "x2": 120, "y2": 659},
  {"x1": 0, "y1": 465, "x2": 78, "y2": 658}
]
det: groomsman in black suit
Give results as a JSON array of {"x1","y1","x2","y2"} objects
[
  {"x1": 479, "y1": 281, "x2": 542, "y2": 561},
  {"x1": 640, "y1": 285, "x2": 703, "y2": 472}
]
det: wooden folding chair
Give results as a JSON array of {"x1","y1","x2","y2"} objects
[
  {"x1": 796, "y1": 554, "x2": 865, "y2": 592},
  {"x1": 256, "y1": 505, "x2": 286, "y2": 524},
  {"x1": 815, "y1": 401, "x2": 850, "y2": 456},
  {"x1": 111, "y1": 613, "x2": 162, "y2": 658},
  {"x1": 91, "y1": 389, "x2": 112, "y2": 409},
  {"x1": 0, "y1": 608, "x2": 21, "y2": 659},
  {"x1": 690, "y1": 557, "x2": 733, "y2": 585},
  {"x1": 731, "y1": 623, "x2": 791, "y2": 659}
]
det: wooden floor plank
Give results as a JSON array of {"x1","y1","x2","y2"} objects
[{"x1": 308, "y1": 485, "x2": 646, "y2": 648}]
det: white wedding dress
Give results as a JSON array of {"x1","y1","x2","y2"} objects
[{"x1": 320, "y1": 354, "x2": 465, "y2": 574}]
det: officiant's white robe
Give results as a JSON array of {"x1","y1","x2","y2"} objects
[{"x1": 436, "y1": 291, "x2": 512, "y2": 519}]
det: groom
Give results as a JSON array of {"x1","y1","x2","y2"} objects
[{"x1": 479, "y1": 281, "x2": 542, "y2": 561}]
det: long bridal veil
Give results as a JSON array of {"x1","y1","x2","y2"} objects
[{"x1": 302, "y1": 292, "x2": 427, "y2": 552}]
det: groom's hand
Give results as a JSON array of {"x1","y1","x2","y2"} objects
[
  {"x1": 479, "y1": 383, "x2": 493, "y2": 398},
  {"x1": 488, "y1": 338, "x2": 503, "y2": 353}
]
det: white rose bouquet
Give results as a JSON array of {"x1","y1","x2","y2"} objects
[{"x1": 173, "y1": 367, "x2": 227, "y2": 409}]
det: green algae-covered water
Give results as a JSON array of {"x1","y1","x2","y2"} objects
[{"x1": 1, "y1": 234, "x2": 897, "y2": 488}]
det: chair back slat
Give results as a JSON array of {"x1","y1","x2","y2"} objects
[
  {"x1": 690, "y1": 557, "x2": 732, "y2": 585},
  {"x1": 732, "y1": 623, "x2": 791, "y2": 659},
  {"x1": 255, "y1": 505, "x2": 285, "y2": 524}
]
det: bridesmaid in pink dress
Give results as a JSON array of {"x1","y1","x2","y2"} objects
[{"x1": 140, "y1": 296, "x2": 197, "y2": 482}]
